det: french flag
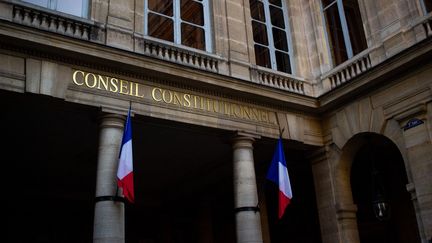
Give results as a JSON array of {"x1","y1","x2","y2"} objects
[
  {"x1": 117, "y1": 108, "x2": 134, "y2": 203},
  {"x1": 267, "y1": 138, "x2": 292, "y2": 219}
]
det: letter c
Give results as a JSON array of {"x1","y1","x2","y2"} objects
[
  {"x1": 72, "y1": 70, "x2": 85, "y2": 85},
  {"x1": 152, "y1": 88, "x2": 163, "y2": 102}
]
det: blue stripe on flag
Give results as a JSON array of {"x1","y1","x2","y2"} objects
[
  {"x1": 267, "y1": 138, "x2": 286, "y2": 184},
  {"x1": 119, "y1": 108, "x2": 132, "y2": 157}
]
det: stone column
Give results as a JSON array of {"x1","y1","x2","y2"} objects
[
  {"x1": 93, "y1": 113, "x2": 126, "y2": 243},
  {"x1": 309, "y1": 146, "x2": 360, "y2": 243},
  {"x1": 232, "y1": 133, "x2": 263, "y2": 243},
  {"x1": 397, "y1": 105, "x2": 432, "y2": 242},
  {"x1": 309, "y1": 147, "x2": 340, "y2": 243}
]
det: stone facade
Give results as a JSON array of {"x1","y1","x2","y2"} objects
[{"x1": 1, "y1": 0, "x2": 431, "y2": 242}]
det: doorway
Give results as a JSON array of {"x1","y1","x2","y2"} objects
[
  {"x1": 125, "y1": 116, "x2": 235, "y2": 243},
  {"x1": 350, "y1": 133, "x2": 420, "y2": 243}
]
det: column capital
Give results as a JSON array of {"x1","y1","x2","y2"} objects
[
  {"x1": 99, "y1": 113, "x2": 126, "y2": 129},
  {"x1": 232, "y1": 131, "x2": 261, "y2": 149}
]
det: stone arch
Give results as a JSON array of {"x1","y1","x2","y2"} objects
[
  {"x1": 334, "y1": 132, "x2": 411, "y2": 206},
  {"x1": 327, "y1": 96, "x2": 421, "y2": 242},
  {"x1": 349, "y1": 133, "x2": 421, "y2": 242},
  {"x1": 330, "y1": 97, "x2": 413, "y2": 183}
]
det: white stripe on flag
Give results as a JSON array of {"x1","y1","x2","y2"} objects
[
  {"x1": 278, "y1": 161, "x2": 292, "y2": 199},
  {"x1": 117, "y1": 139, "x2": 133, "y2": 179}
]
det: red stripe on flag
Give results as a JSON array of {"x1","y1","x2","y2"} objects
[
  {"x1": 278, "y1": 190, "x2": 291, "y2": 219},
  {"x1": 117, "y1": 172, "x2": 134, "y2": 203}
]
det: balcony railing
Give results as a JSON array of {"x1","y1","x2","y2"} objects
[
  {"x1": 327, "y1": 51, "x2": 372, "y2": 90},
  {"x1": 319, "y1": 48, "x2": 373, "y2": 93},
  {"x1": 12, "y1": 4, "x2": 94, "y2": 41},
  {"x1": 135, "y1": 36, "x2": 221, "y2": 74},
  {"x1": 250, "y1": 67, "x2": 308, "y2": 95},
  {"x1": 319, "y1": 13, "x2": 432, "y2": 95}
]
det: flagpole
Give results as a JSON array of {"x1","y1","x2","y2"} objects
[
  {"x1": 279, "y1": 127, "x2": 285, "y2": 138},
  {"x1": 274, "y1": 113, "x2": 285, "y2": 139}
]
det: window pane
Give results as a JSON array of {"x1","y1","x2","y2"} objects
[
  {"x1": 254, "y1": 45, "x2": 271, "y2": 68},
  {"x1": 250, "y1": 0, "x2": 292, "y2": 72},
  {"x1": 56, "y1": 0, "x2": 86, "y2": 17},
  {"x1": 148, "y1": 0, "x2": 173, "y2": 17},
  {"x1": 252, "y1": 21, "x2": 269, "y2": 45},
  {"x1": 181, "y1": 0, "x2": 204, "y2": 26},
  {"x1": 181, "y1": 23, "x2": 205, "y2": 50},
  {"x1": 324, "y1": 4, "x2": 348, "y2": 65},
  {"x1": 272, "y1": 28, "x2": 288, "y2": 51},
  {"x1": 269, "y1": 0, "x2": 281, "y2": 7},
  {"x1": 275, "y1": 51, "x2": 291, "y2": 73},
  {"x1": 343, "y1": 0, "x2": 367, "y2": 55},
  {"x1": 270, "y1": 5, "x2": 285, "y2": 28},
  {"x1": 22, "y1": 0, "x2": 49, "y2": 8},
  {"x1": 250, "y1": 0, "x2": 265, "y2": 22},
  {"x1": 424, "y1": 0, "x2": 432, "y2": 13},
  {"x1": 148, "y1": 13, "x2": 174, "y2": 42}
]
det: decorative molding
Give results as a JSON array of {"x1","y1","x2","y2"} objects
[
  {"x1": 382, "y1": 86, "x2": 431, "y2": 123},
  {"x1": 335, "y1": 203, "x2": 358, "y2": 220},
  {"x1": 393, "y1": 104, "x2": 428, "y2": 123}
]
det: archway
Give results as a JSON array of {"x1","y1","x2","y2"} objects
[{"x1": 350, "y1": 133, "x2": 420, "y2": 243}]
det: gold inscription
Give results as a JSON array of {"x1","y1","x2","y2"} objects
[
  {"x1": 150, "y1": 87, "x2": 272, "y2": 123},
  {"x1": 72, "y1": 70, "x2": 274, "y2": 124},
  {"x1": 72, "y1": 70, "x2": 144, "y2": 98}
]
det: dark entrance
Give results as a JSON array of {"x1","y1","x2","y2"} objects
[
  {"x1": 351, "y1": 133, "x2": 420, "y2": 243},
  {"x1": 4, "y1": 90, "x2": 98, "y2": 242},
  {"x1": 126, "y1": 117, "x2": 236, "y2": 243},
  {"x1": 126, "y1": 120, "x2": 322, "y2": 243},
  {"x1": 4, "y1": 89, "x2": 322, "y2": 243}
]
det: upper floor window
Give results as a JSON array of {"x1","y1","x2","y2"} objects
[
  {"x1": 249, "y1": 0, "x2": 292, "y2": 74},
  {"x1": 422, "y1": 0, "x2": 432, "y2": 13},
  {"x1": 22, "y1": 0, "x2": 89, "y2": 18},
  {"x1": 144, "y1": 0, "x2": 212, "y2": 52},
  {"x1": 322, "y1": 0, "x2": 367, "y2": 66}
]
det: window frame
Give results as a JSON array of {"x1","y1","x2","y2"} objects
[
  {"x1": 250, "y1": 0, "x2": 294, "y2": 74},
  {"x1": 144, "y1": 0, "x2": 213, "y2": 53},
  {"x1": 320, "y1": 0, "x2": 354, "y2": 61},
  {"x1": 22, "y1": 0, "x2": 89, "y2": 18},
  {"x1": 420, "y1": 0, "x2": 432, "y2": 14}
]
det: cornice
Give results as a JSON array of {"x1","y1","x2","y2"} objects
[
  {"x1": 0, "y1": 20, "x2": 431, "y2": 117},
  {"x1": 0, "y1": 21, "x2": 319, "y2": 114}
]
